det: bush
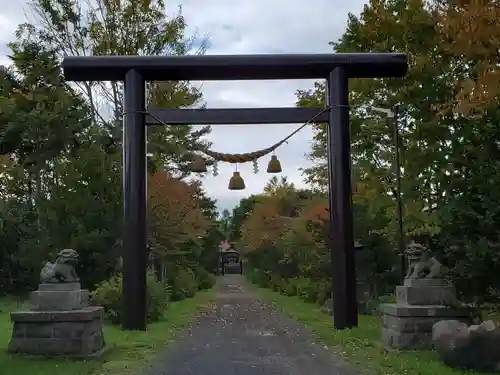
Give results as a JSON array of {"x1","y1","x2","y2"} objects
[
  {"x1": 91, "y1": 270, "x2": 170, "y2": 325},
  {"x1": 294, "y1": 277, "x2": 316, "y2": 302},
  {"x1": 279, "y1": 278, "x2": 298, "y2": 296},
  {"x1": 196, "y1": 267, "x2": 216, "y2": 290},
  {"x1": 313, "y1": 279, "x2": 331, "y2": 305},
  {"x1": 269, "y1": 275, "x2": 284, "y2": 292},
  {"x1": 147, "y1": 271, "x2": 171, "y2": 322},
  {"x1": 247, "y1": 268, "x2": 271, "y2": 287},
  {"x1": 90, "y1": 274, "x2": 122, "y2": 324},
  {"x1": 270, "y1": 277, "x2": 331, "y2": 305},
  {"x1": 170, "y1": 268, "x2": 198, "y2": 301}
]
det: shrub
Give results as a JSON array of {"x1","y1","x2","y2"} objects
[
  {"x1": 90, "y1": 274, "x2": 122, "y2": 324},
  {"x1": 170, "y1": 268, "x2": 198, "y2": 301},
  {"x1": 91, "y1": 270, "x2": 170, "y2": 325},
  {"x1": 314, "y1": 280, "x2": 331, "y2": 305},
  {"x1": 196, "y1": 267, "x2": 216, "y2": 290},
  {"x1": 247, "y1": 268, "x2": 271, "y2": 287},
  {"x1": 269, "y1": 275, "x2": 284, "y2": 292},
  {"x1": 291, "y1": 277, "x2": 310, "y2": 301},
  {"x1": 147, "y1": 271, "x2": 171, "y2": 322},
  {"x1": 264, "y1": 277, "x2": 332, "y2": 312},
  {"x1": 279, "y1": 278, "x2": 298, "y2": 296}
]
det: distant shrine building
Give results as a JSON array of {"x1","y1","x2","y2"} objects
[{"x1": 219, "y1": 240, "x2": 242, "y2": 275}]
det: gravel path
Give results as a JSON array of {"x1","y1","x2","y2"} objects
[{"x1": 144, "y1": 275, "x2": 357, "y2": 375}]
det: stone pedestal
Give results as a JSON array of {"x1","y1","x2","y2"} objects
[
  {"x1": 30, "y1": 283, "x2": 89, "y2": 311},
  {"x1": 380, "y1": 279, "x2": 472, "y2": 350},
  {"x1": 8, "y1": 282, "x2": 105, "y2": 357}
]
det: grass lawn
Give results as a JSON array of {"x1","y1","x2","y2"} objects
[
  {"x1": 0, "y1": 288, "x2": 216, "y2": 375},
  {"x1": 254, "y1": 286, "x2": 492, "y2": 375}
]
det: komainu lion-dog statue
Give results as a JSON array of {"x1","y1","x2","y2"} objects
[
  {"x1": 404, "y1": 240, "x2": 441, "y2": 281},
  {"x1": 40, "y1": 248, "x2": 80, "y2": 284}
]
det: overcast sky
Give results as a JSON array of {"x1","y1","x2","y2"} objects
[{"x1": 0, "y1": 0, "x2": 366, "y2": 211}]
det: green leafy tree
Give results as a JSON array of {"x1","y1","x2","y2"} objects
[
  {"x1": 296, "y1": 0, "x2": 500, "y2": 304},
  {"x1": 0, "y1": 41, "x2": 91, "y2": 196},
  {"x1": 20, "y1": 0, "x2": 211, "y2": 177},
  {"x1": 0, "y1": 0, "x2": 220, "y2": 301},
  {"x1": 0, "y1": 80, "x2": 120, "y2": 292},
  {"x1": 229, "y1": 195, "x2": 262, "y2": 242}
]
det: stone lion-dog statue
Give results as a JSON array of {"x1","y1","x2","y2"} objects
[
  {"x1": 405, "y1": 240, "x2": 442, "y2": 280},
  {"x1": 40, "y1": 248, "x2": 80, "y2": 284}
]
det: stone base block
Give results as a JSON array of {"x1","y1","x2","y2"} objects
[
  {"x1": 396, "y1": 285, "x2": 457, "y2": 306},
  {"x1": 30, "y1": 288, "x2": 89, "y2": 311},
  {"x1": 8, "y1": 306, "x2": 105, "y2": 357},
  {"x1": 380, "y1": 303, "x2": 472, "y2": 350}
]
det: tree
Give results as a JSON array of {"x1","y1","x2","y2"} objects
[
  {"x1": 19, "y1": 0, "x2": 212, "y2": 177},
  {"x1": 0, "y1": 41, "x2": 91, "y2": 195},
  {"x1": 218, "y1": 208, "x2": 232, "y2": 236},
  {"x1": 0, "y1": 41, "x2": 116, "y2": 292},
  {"x1": 298, "y1": 0, "x2": 458, "y2": 237},
  {"x1": 221, "y1": 209, "x2": 231, "y2": 220},
  {"x1": 435, "y1": 0, "x2": 500, "y2": 114},
  {"x1": 0, "y1": 0, "x2": 220, "y2": 301},
  {"x1": 0, "y1": 128, "x2": 123, "y2": 291},
  {"x1": 295, "y1": 0, "x2": 500, "y2": 304},
  {"x1": 187, "y1": 180, "x2": 223, "y2": 273},
  {"x1": 147, "y1": 171, "x2": 210, "y2": 257},
  {"x1": 189, "y1": 180, "x2": 218, "y2": 220},
  {"x1": 263, "y1": 176, "x2": 295, "y2": 196},
  {"x1": 229, "y1": 195, "x2": 262, "y2": 241},
  {"x1": 239, "y1": 197, "x2": 292, "y2": 253}
]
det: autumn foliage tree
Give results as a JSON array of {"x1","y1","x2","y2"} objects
[
  {"x1": 435, "y1": 0, "x2": 500, "y2": 113},
  {"x1": 290, "y1": 0, "x2": 500, "y2": 304},
  {"x1": 147, "y1": 171, "x2": 210, "y2": 258},
  {"x1": 239, "y1": 196, "x2": 293, "y2": 253},
  {"x1": 237, "y1": 169, "x2": 401, "y2": 305}
]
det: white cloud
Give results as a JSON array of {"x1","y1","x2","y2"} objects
[{"x1": 0, "y1": 0, "x2": 367, "y2": 211}]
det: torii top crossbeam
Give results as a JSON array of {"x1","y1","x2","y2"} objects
[{"x1": 62, "y1": 53, "x2": 408, "y2": 81}]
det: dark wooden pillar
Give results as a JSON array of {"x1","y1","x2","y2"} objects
[
  {"x1": 122, "y1": 69, "x2": 148, "y2": 330},
  {"x1": 327, "y1": 67, "x2": 358, "y2": 329}
]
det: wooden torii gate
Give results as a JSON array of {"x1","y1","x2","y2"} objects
[{"x1": 62, "y1": 53, "x2": 408, "y2": 331}]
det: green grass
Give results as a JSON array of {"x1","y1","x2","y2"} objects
[
  {"x1": 254, "y1": 286, "x2": 492, "y2": 375},
  {"x1": 0, "y1": 288, "x2": 216, "y2": 375}
]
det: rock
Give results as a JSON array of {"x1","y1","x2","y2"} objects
[{"x1": 432, "y1": 319, "x2": 500, "y2": 372}]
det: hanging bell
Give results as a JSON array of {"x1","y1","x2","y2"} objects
[
  {"x1": 228, "y1": 171, "x2": 246, "y2": 190},
  {"x1": 189, "y1": 155, "x2": 207, "y2": 173},
  {"x1": 267, "y1": 155, "x2": 282, "y2": 173}
]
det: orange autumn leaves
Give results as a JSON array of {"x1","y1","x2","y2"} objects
[
  {"x1": 147, "y1": 171, "x2": 210, "y2": 256},
  {"x1": 436, "y1": 0, "x2": 500, "y2": 114},
  {"x1": 239, "y1": 199, "x2": 294, "y2": 251},
  {"x1": 239, "y1": 195, "x2": 329, "y2": 254},
  {"x1": 357, "y1": 0, "x2": 499, "y2": 113}
]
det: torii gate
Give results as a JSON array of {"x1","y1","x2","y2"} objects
[{"x1": 63, "y1": 52, "x2": 408, "y2": 331}]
